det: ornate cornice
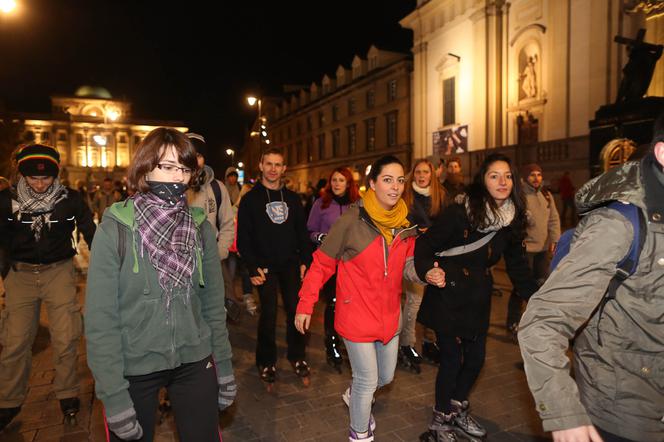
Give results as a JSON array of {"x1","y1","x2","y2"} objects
[{"x1": 624, "y1": 0, "x2": 664, "y2": 15}]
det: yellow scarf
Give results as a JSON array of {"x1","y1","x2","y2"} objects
[{"x1": 362, "y1": 188, "x2": 410, "y2": 245}]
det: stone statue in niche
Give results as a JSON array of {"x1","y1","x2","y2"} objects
[{"x1": 520, "y1": 54, "x2": 538, "y2": 100}]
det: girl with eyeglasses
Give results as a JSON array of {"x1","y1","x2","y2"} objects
[{"x1": 85, "y1": 127, "x2": 235, "y2": 442}]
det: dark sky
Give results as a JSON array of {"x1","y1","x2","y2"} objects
[{"x1": 0, "y1": 0, "x2": 415, "y2": 170}]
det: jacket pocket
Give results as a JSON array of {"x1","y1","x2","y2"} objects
[
  {"x1": 612, "y1": 350, "x2": 664, "y2": 418},
  {"x1": 122, "y1": 299, "x2": 170, "y2": 358},
  {"x1": 174, "y1": 295, "x2": 210, "y2": 349}
]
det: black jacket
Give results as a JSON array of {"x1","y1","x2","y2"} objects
[
  {"x1": 237, "y1": 182, "x2": 312, "y2": 276},
  {"x1": 0, "y1": 187, "x2": 96, "y2": 265},
  {"x1": 414, "y1": 203, "x2": 536, "y2": 338}
]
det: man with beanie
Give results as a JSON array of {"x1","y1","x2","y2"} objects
[
  {"x1": 519, "y1": 114, "x2": 664, "y2": 442},
  {"x1": 0, "y1": 144, "x2": 96, "y2": 432},
  {"x1": 506, "y1": 163, "x2": 560, "y2": 334}
]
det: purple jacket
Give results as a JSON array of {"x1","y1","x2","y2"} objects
[{"x1": 306, "y1": 197, "x2": 350, "y2": 243}]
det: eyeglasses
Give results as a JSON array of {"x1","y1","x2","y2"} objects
[{"x1": 156, "y1": 163, "x2": 193, "y2": 175}]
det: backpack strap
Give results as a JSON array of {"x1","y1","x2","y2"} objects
[
  {"x1": 210, "y1": 180, "x2": 222, "y2": 231},
  {"x1": 596, "y1": 201, "x2": 646, "y2": 345}
]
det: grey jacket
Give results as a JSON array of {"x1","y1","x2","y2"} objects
[
  {"x1": 523, "y1": 184, "x2": 560, "y2": 253},
  {"x1": 186, "y1": 165, "x2": 234, "y2": 260},
  {"x1": 518, "y1": 155, "x2": 664, "y2": 441}
]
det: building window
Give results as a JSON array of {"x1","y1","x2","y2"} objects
[
  {"x1": 318, "y1": 133, "x2": 326, "y2": 160},
  {"x1": 347, "y1": 124, "x2": 357, "y2": 154},
  {"x1": 318, "y1": 111, "x2": 325, "y2": 128},
  {"x1": 307, "y1": 116, "x2": 312, "y2": 132},
  {"x1": 443, "y1": 77, "x2": 456, "y2": 126},
  {"x1": 386, "y1": 111, "x2": 398, "y2": 147},
  {"x1": 365, "y1": 118, "x2": 376, "y2": 151},
  {"x1": 306, "y1": 138, "x2": 313, "y2": 162},
  {"x1": 296, "y1": 121, "x2": 302, "y2": 136},
  {"x1": 388, "y1": 79, "x2": 397, "y2": 101},
  {"x1": 332, "y1": 104, "x2": 340, "y2": 122},
  {"x1": 40, "y1": 132, "x2": 50, "y2": 143},
  {"x1": 366, "y1": 89, "x2": 375, "y2": 109},
  {"x1": 348, "y1": 97, "x2": 356, "y2": 116},
  {"x1": 369, "y1": 56, "x2": 378, "y2": 70},
  {"x1": 296, "y1": 141, "x2": 304, "y2": 163},
  {"x1": 332, "y1": 129, "x2": 341, "y2": 156},
  {"x1": 287, "y1": 126, "x2": 292, "y2": 140},
  {"x1": 57, "y1": 131, "x2": 67, "y2": 142}
]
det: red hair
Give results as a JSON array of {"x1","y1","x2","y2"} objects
[{"x1": 321, "y1": 167, "x2": 359, "y2": 209}]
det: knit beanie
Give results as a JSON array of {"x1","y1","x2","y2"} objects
[
  {"x1": 15, "y1": 144, "x2": 60, "y2": 177},
  {"x1": 521, "y1": 163, "x2": 542, "y2": 178}
]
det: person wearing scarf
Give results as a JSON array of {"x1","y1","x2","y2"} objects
[
  {"x1": 296, "y1": 156, "x2": 440, "y2": 442},
  {"x1": 0, "y1": 144, "x2": 96, "y2": 432},
  {"x1": 414, "y1": 153, "x2": 537, "y2": 441},
  {"x1": 399, "y1": 159, "x2": 448, "y2": 373},
  {"x1": 84, "y1": 128, "x2": 235, "y2": 442},
  {"x1": 306, "y1": 167, "x2": 360, "y2": 372}
]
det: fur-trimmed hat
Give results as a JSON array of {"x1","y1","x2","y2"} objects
[{"x1": 15, "y1": 144, "x2": 60, "y2": 177}]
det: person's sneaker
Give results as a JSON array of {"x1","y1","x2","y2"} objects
[
  {"x1": 450, "y1": 399, "x2": 486, "y2": 437},
  {"x1": 349, "y1": 427, "x2": 374, "y2": 441},
  {"x1": 0, "y1": 406, "x2": 21, "y2": 432},
  {"x1": 244, "y1": 293, "x2": 258, "y2": 315}
]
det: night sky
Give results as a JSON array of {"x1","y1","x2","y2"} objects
[{"x1": 0, "y1": 0, "x2": 415, "y2": 170}]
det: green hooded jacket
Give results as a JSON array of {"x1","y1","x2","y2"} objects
[{"x1": 84, "y1": 200, "x2": 233, "y2": 416}]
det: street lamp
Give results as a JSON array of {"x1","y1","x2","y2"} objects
[
  {"x1": 237, "y1": 162, "x2": 244, "y2": 168},
  {"x1": 0, "y1": 0, "x2": 17, "y2": 14},
  {"x1": 226, "y1": 148, "x2": 235, "y2": 165}
]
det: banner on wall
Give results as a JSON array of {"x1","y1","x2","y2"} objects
[{"x1": 433, "y1": 125, "x2": 468, "y2": 156}]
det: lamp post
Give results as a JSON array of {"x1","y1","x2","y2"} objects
[{"x1": 226, "y1": 148, "x2": 235, "y2": 166}]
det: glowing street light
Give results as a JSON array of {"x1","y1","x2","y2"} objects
[
  {"x1": 0, "y1": 0, "x2": 17, "y2": 14},
  {"x1": 225, "y1": 148, "x2": 234, "y2": 156},
  {"x1": 246, "y1": 96, "x2": 258, "y2": 106},
  {"x1": 237, "y1": 162, "x2": 244, "y2": 168}
]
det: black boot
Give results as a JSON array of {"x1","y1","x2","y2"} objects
[
  {"x1": 422, "y1": 340, "x2": 441, "y2": 364},
  {"x1": 60, "y1": 397, "x2": 80, "y2": 425},
  {"x1": 0, "y1": 406, "x2": 20, "y2": 432}
]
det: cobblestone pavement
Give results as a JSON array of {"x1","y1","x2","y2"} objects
[{"x1": 0, "y1": 262, "x2": 549, "y2": 441}]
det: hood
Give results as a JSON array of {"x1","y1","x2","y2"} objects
[
  {"x1": 225, "y1": 166, "x2": 237, "y2": 178},
  {"x1": 200, "y1": 165, "x2": 215, "y2": 186},
  {"x1": 575, "y1": 160, "x2": 645, "y2": 214}
]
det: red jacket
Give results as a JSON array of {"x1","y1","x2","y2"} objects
[{"x1": 297, "y1": 204, "x2": 419, "y2": 343}]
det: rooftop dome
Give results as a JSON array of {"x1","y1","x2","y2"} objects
[{"x1": 74, "y1": 85, "x2": 112, "y2": 99}]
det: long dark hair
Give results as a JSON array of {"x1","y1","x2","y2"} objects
[
  {"x1": 466, "y1": 153, "x2": 527, "y2": 234},
  {"x1": 368, "y1": 155, "x2": 404, "y2": 184}
]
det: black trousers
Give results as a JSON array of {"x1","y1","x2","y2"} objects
[
  {"x1": 597, "y1": 427, "x2": 637, "y2": 442},
  {"x1": 255, "y1": 265, "x2": 306, "y2": 366},
  {"x1": 107, "y1": 356, "x2": 220, "y2": 442},
  {"x1": 321, "y1": 274, "x2": 338, "y2": 339},
  {"x1": 434, "y1": 333, "x2": 487, "y2": 413}
]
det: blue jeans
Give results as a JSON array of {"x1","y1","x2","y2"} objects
[{"x1": 343, "y1": 334, "x2": 399, "y2": 432}]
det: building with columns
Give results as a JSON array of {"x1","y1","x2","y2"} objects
[
  {"x1": 19, "y1": 86, "x2": 187, "y2": 186},
  {"x1": 246, "y1": 46, "x2": 412, "y2": 191},
  {"x1": 400, "y1": 0, "x2": 664, "y2": 184}
]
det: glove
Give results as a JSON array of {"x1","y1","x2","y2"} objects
[
  {"x1": 218, "y1": 374, "x2": 237, "y2": 411},
  {"x1": 106, "y1": 407, "x2": 143, "y2": 441}
]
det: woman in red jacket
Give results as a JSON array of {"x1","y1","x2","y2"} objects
[{"x1": 295, "y1": 155, "x2": 443, "y2": 442}]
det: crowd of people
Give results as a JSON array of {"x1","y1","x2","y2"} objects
[{"x1": 0, "y1": 117, "x2": 662, "y2": 442}]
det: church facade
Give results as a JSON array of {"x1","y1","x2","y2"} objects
[{"x1": 400, "y1": 0, "x2": 664, "y2": 184}]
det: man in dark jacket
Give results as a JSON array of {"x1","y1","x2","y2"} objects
[
  {"x1": 0, "y1": 144, "x2": 96, "y2": 432},
  {"x1": 519, "y1": 115, "x2": 664, "y2": 442},
  {"x1": 237, "y1": 147, "x2": 312, "y2": 383}
]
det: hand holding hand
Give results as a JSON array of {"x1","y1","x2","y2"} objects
[
  {"x1": 425, "y1": 262, "x2": 446, "y2": 288},
  {"x1": 294, "y1": 313, "x2": 311, "y2": 334}
]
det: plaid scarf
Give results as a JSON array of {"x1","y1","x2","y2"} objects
[
  {"x1": 133, "y1": 192, "x2": 199, "y2": 314},
  {"x1": 16, "y1": 177, "x2": 67, "y2": 242}
]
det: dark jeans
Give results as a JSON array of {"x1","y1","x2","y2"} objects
[
  {"x1": 434, "y1": 333, "x2": 487, "y2": 413},
  {"x1": 255, "y1": 265, "x2": 306, "y2": 366},
  {"x1": 321, "y1": 274, "x2": 337, "y2": 338},
  {"x1": 107, "y1": 356, "x2": 220, "y2": 442},
  {"x1": 507, "y1": 251, "x2": 550, "y2": 327},
  {"x1": 597, "y1": 427, "x2": 637, "y2": 442}
]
